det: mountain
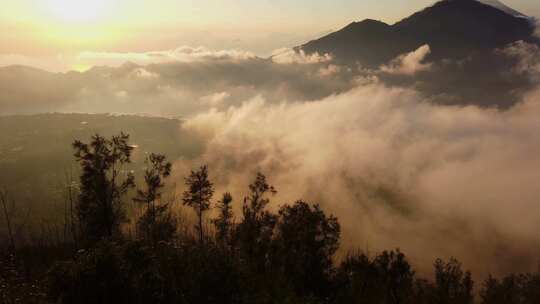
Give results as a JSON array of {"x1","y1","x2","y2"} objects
[
  {"x1": 477, "y1": 0, "x2": 529, "y2": 19},
  {"x1": 299, "y1": 0, "x2": 536, "y2": 66}
]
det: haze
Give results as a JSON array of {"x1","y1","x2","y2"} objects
[{"x1": 1, "y1": 0, "x2": 539, "y2": 69}]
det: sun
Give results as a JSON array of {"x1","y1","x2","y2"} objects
[{"x1": 43, "y1": 0, "x2": 109, "y2": 23}]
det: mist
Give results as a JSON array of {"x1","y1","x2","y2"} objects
[{"x1": 173, "y1": 42, "x2": 540, "y2": 278}]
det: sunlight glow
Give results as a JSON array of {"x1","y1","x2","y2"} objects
[{"x1": 43, "y1": 0, "x2": 109, "y2": 23}]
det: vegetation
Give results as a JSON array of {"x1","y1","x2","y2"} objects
[{"x1": 1, "y1": 132, "x2": 540, "y2": 304}]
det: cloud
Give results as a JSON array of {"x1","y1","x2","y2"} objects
[
  {"x1": 130, "y1": 67, "x2": 160, "y2": 79},
  {"x1": 380, "y1": 45, "x2": 433, "y2": 75},
  {"x1": 200, "y1": 92, "x2": 231, "y2": 106},
  {"x1": 0, "y1": 49, "x2": 356, "y2": 116},
  {"x1": 180, "y1": 82, "x2": 540, "y2": 277},
  {"x1": 0, "y1": 54, "x2": 72, "y2": 72},
  {"x1": 0, "y1": 46, "x2": 257, "y2": 73},
  {"x1": 77, "y1": 46, "x2": 257, "y2": 67},
  {"x1": 271, "y1": 48, "x2": 332, "y2": 64},
  {"x1": 318, "y1": 64, "x2": 342, "y2": 77},
  {"x1": 500, "y1": 41, "x2": 540, "y2": 79},
  {"x1": 0, "y1": 42, "x2": 535, "y2": 116}
]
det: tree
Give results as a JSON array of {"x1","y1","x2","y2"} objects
[
  {"x1": 0, "y1": 189, "x2": 15, "y2": 252},
  {"x1": 133, "y1": 153, "x2": 174, "y2": 245},
  {"x1": 480, "y1": 275, "x2": 522, "y2": 304},
  {"x1": 480, "y1": 270, "x2": 540, "y2": 304},
  {"x1": 373, "y1": 250, "x2": 415, "y2": 304},
  {"x1": 234, "y1": 173, "x2": 277, "y2": 271},
  {"x1": 182, "y1": 165, "x2": 214, "y2": 243},
  {"x1": 73, "y1": 133, "x2": 135, "y2": 243},
  {"x1": 212, "y1": 192, "x2": 234, "y2": 246},
  {"x1": 335, "y1": 250, "x2": 415, "y2": 304},
  {"x1": 273, "y1": 201, "x2": 340, "y2": 298},
  {"x1": 433, "y1": 258, "x2": 474, "y2": 304}
]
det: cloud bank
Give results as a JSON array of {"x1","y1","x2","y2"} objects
[
  {"x1": 172, "y1": 42, "x2": 540, "y2": 277},
  {"x1": 180, "y1": 80, "x2": 540, "y2": 278},
  {"x1": 1, "y1": 42, "x2": 537, "y2": 116}
]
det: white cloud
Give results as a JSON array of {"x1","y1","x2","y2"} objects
[
  {"x1": 130, "y1": 67, "x2": 160, "y2": 79},
  {"x1": 200, "y1": 92, "x2": 231, "y2": 106},
  {"x1": 78, "y1": 46, "x2": 257, "y2": 67},
  {"x1": 181, "y1": 82, "x2": 540, "y2": 276},
  {"x1": 271, "y1": 48, "x2": 332, "y2": 64},
  {"x1": 318, "y1": 64, "x2": 341, "y2": 77},
  {"x1": 380, "y1": 45, "x2": 433, "y2": 75}
]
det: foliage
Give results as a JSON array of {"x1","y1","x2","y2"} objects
[
  {"x1": 272, "y1": 201, "x2": 340, "y2": 298},
  {"x1": 235, "y1": 173, "x2": 277, "y2": 271},
  {"x1": 212, "y1": 192, "x2": 234, "y2": 245},
  {"x1": 133, "y1": 153, "x2": 174, "y2": 245},
  {"x1": 433, "y1": 258, "x2": 474, "y2": 304},
  {"x1": 73, "y1": 133, "x2": 135, "y2": 244},
  {"x1": 182, "y1": 165, "x2": 214, "y2": 243},
  {"x1": 335, "y1": 250, "x2": 415, "y2": 304},
  {"x1": 481, "y1": 272, "x2": 540, "y2": 304}
]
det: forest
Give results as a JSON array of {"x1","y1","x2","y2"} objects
[{"x1": 1, "y1": 132, "x2": 540, "y2": 304}]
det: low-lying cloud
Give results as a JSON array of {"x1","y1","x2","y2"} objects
[
  {"x1": 1, "y1": 42, "x2": 538, "y2": 115},
  {"x1": 270, "y1": 48, "x2": 333, "y2": 65},
  {"x1": 380, "y1": 44, "x2": 432, "y2": 75},
  {"x1": 0, "y1": 47, "x2": 356, "y2": 116},
  {"x1": 173, "y1": 41, "x2": 540, "y2": 278},
  {"x1": 180, "y1": 80, "x2": 540, "y2": 278},
  {"x1": 78, "y1": 46, "x2": 257, "y2": 67}
]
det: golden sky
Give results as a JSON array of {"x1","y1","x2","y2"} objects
[{"x1": 0, "y1": 0, "x2": 538, "y2": 71}]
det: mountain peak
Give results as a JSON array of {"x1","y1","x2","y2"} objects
[
  {"x1": 476, "y1": 0, "x2": 528, "y2": 18},
  {"x1": 300, "y1": 0, "x2": 535, "y2": 66}
]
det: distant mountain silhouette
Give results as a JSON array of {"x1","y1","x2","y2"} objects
[
  {"x1": 477, "y1": 0, "x2": 530, "y2": 18},
  {"x1": 299, "y1": 0, "x2": 536, "y2": 66}
]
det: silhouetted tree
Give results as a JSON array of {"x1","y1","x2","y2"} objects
[
  {"x1": 480, "y1": 270, "x2": 540, "y2": 304},
  {"x1": 133, "y1": 153, "x2": 174, "y2": 245},
  {"x1": 335, "y1": 250, "x2": 415, "y2": 304},
  {"x1": 73, "y1": 133, "x2": 135, "y2": 244},
  {"x1": 374, "y1": 250, "x2": 415, "y2": 304},
  {"x1": 212, "y1": 192, "x2": 233, "y2": 246},
  {"x1": 182, "y1": 165, "x2": 214, "y2": 243},
  {"x1": 272, "y1": 201, "x2": 340, "y2": 297},
  {"x1": 0, "y1": 190, "x2": 15, "y2": 253},
  {"x1": 481, "y1": 275, "x2": 522, "y2": 304},
  {"x1": 235, "y1": 173, "x2": 277, "y2": 270},
  {"x1": 433, "y1": 258, "x2": 474, "y2": 304}
]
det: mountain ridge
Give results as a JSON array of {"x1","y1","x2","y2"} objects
[{"x1": 299, "y1": 0, "x2": 536, "y2": 66}]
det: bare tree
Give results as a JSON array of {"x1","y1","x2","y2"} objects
[{"x1": 63, "y1": 168, "x2": 78, "y2": 246}]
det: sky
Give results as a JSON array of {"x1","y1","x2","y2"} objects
[{"x1": 1, "y1": 0, "x2": 538, "y2": 60}]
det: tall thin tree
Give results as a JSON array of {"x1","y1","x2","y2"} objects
[
  {"x1": 0, "y1": 189, "x2": 15, "y2": 253},
  {"x1": 182, "y1": 165, "x2": 214, "y2": 243},
  {"x1": 212, "y1": 192, "x2": 233, "y2": 245},
  {"x1": 133, "y1": 153, "x2": 172, "y2": 245}
]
